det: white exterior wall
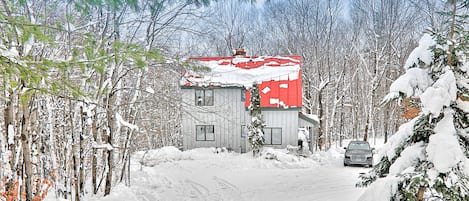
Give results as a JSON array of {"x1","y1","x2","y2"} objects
[
  {"x1": 252, "y1": 110, "x2": 299, "y2": 149},
  {"x1": 181, "y1": 87, "x2": 301, "y2": 152},
  {"x1": 182, "y1": 87, "x2": 247, "y2": 152}
]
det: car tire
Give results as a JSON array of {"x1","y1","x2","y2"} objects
[{"x1": 344, "y1": 163, "x2": 347, "y2": 167}]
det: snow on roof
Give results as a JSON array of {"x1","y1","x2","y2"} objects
[
  {"x1": 182, "y1": 56, "x2": 301, "y2": 87},
  {"x1": 299, "y1": 112, "x2": 319, "y2": 125},
  {"x1": 182, "y1": 56, "x2": 303, "y2": 108}
]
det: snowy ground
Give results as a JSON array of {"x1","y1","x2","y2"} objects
[
  {"x1": 54, "y1": 140, "x2": 382, "y2": 201},
  {"x1": 47, "y1": 140, "x2": 384, "y2": 201}
]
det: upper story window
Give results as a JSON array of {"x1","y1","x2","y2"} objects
[
  {"x1": 264, "y1": 127, "x2": 282, "y2": 145},
  {"x1": 241, "y1": 89, "x2": 246, "y2": 102},
  {"x1": 195, "y1": 89, "x2": 213, "y2": 106}
]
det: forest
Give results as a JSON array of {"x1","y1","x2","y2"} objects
[{"x1": 0, "y1": 0, "x2": 467, "y2": 200}]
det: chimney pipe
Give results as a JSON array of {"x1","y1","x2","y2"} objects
[{"x1": 233, "y1": 48, "x2": 246, "y2": 56}]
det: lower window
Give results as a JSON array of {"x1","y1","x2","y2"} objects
[
  {"x1": 196, "y1": 125, "x2": 215, "y2": 141},
  {"x1": 264, "y1": 127, "x2": 282, "y2": 145}
]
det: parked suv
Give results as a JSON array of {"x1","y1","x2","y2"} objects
[{"x1": 343, "y1": 141, "x2": 374, "y2": 167}]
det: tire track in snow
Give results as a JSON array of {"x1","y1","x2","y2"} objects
[
  {"x1": 185, "y1": 179, "x2": 210, "y2": 199},
  {"x1": 213, "y1": 176, "x2": 238, "y2": 190},
  {"x1": 213, "y1": 176, "x2": 244, "y2": 201},
  {"x1": 139, "y1": 193, "x2": 157, "y2": 201}
]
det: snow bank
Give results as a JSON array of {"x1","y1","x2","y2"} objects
[
  {"x1": 137, "y1": 146, "x2": 191, "y2": 167},
  {"x1": 136, "y1": 146, "x2": 317, "y2": 170},
  {"x1": 260, "y1": 148, "x2": 316, "y2": 168},
  {"x1": 311, "y1": 146, "x2": 344, "y2": 166},
  {"x1": 183, "y1": 147, "x2": 237, "y2": 160},
  {"x1": 136, "y1": 147, "x2": 242, "y2": 166},
  {"x1": 88, "y1": 185, "x2": 140, "y2": 201}
]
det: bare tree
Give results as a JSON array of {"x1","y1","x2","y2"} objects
[{"x1": 350, "y1": 0, "x2": 423, "y2": 143}]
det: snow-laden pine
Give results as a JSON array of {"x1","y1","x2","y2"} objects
[
  {"x1": 358, "y1": 1, "x2": 469, "y2": 200},
  {"x1": 247, "y1": 83, "x2": 265, "y2": 157}
]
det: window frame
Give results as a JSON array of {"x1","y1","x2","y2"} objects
[
  {"x1": 263, "y1": 127, "x2": 282, "y2": 145},
  {"x1": 195, "y1": 89, "x2": 214, "y2": 106},
  {"x1": 241, "y1": 125, "x2": 248, "y2": 137},
  {"x1": 195, "y1": 125, "x2": 215, "y2": 141},
  {"x1": 241, "y1": 88, "x2": 246, "y2": 102}
]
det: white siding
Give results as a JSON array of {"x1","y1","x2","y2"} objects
[
  {"x1": 182, "y1": 87, "x2": 303, "y2": 152},
  {"x1": 249, "y1": 110, "x2": 299, "y2": 149},
  {"x1": 182, "y1": 87, "x2": 247, "y2": 152}
]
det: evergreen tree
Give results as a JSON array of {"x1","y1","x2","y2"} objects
[
  {"x1": 358, "y1": 1, "x2": 469, "y2": 200},
  {"x1": 247, "y1": 83, "x2": 265, "y2": 157}
]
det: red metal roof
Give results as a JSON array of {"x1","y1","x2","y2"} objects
[{"x1": 183, "y1": 56, "x2": 302, "y2": 108}]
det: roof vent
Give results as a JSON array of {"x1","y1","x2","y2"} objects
[{"x1": 233, "y1": 48, "x2": 246, "y2": 57}]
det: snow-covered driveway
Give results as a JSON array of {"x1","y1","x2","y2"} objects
[{"x1": 95, "y1": 147, "x2": 369, "y2": 201}]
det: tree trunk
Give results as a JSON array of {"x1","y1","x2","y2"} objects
[
  {"x1": 4, "y1": 89, "x2": 15, "y2": 173},
  {"x1": 363, "y1": 116, "x2": 369, "y2": 142},
  {"x1": 69, "y1": 100, "x2": 80, "y2": 201},
  {"x1": 417, "y1": 187, "x2": 425, "y2": 201},
  {"x1": 317, "y1": 91, "x2": 325, "y2": 150},
  {"x1": 79, "y1": 107, "x2": 85, "y2": 197},
  {"x1": 119, "y1": 129, "x2": 133, "y2": 183},
  {"x1": 384, "y1": 106, "x2": 389, "y2": 143},
  {"x1": 446, "y1": 2, "x2": 457, "y2": 66},
  {"x1": 104, "y1": 90, "x2": 117, "y2": 196},
  {"x1": 20, "y1": 99, "x2": 33, "y2": 201},
  {"x1": 104, "y1": 108, "x2": 114, "y2": 196},
  {"x1": 119, "y1": 69, "x2": 144, "y2": 183},
  {"x1": 92, "y1": 110, "x2": 98, "y2": 194}
]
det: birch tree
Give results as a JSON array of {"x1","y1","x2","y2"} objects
[{"x1": 350, "y1": 0, "x2": 423, "y2": 142}]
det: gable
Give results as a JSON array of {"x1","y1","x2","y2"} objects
[{"x1": 182, "y1": 55, "x2": 302, "y2": 108}]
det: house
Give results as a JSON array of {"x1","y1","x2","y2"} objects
[{"x1": 180, "y1": 50, "x2": 318, "y2": 153}]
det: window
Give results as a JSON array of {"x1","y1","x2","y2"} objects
[
  {"x1": 241, "y1": 89, "x2": 246, "y2": 102},
  {"x1": 241, "y1": 125, "x2": 248, "y2": 137},
  {"x1": 195, "y1": 89, "x2": 214, "y2": 106},
  {"x1": 264, "y1": 128, "x2": 282, "y2": 145},
  {"x1": 348, "y1": 141, "x2": 371, "y2": 150},
  {"x1": 196, "y1": 125, "x2": 215, "y2": 141}
]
